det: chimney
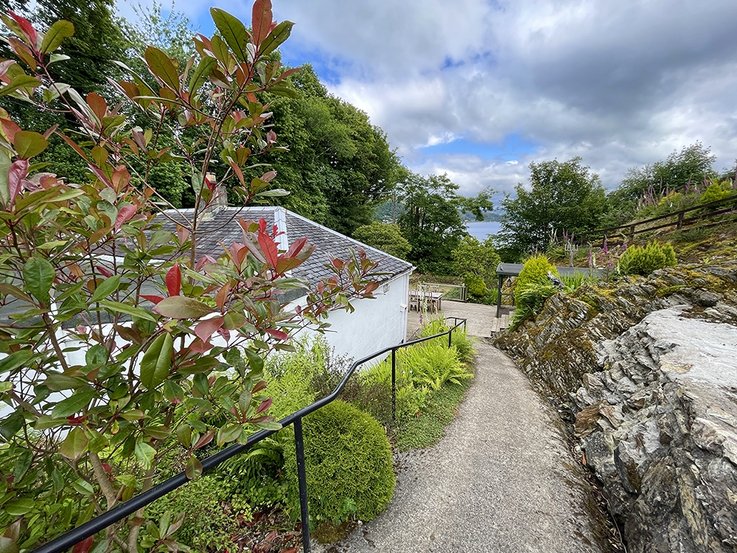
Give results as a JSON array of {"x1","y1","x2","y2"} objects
[{"x1": 200, "y1": 172, "x2": 227, "y2": 218}]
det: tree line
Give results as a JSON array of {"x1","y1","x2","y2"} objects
[{"x1": 2, "y1": 0, "x2": 733, "y2": 281}]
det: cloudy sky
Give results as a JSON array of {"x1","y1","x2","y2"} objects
[{"x1": 121, "y1": 0, "x2": 737, "y2": 200}]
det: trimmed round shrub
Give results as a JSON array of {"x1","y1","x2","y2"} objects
[
  {"x1": 514, "y1": 254, "x2": 558, "y2": 306},
  {"x1": 699, "y1": 180, "x2": 733, "y2": 205},
  {"x1": 284, "y1": 400, "x2": 395, "y2": 527},
  {"x1": 618, "y1": 241, "x2": 677, "y2": 276}
]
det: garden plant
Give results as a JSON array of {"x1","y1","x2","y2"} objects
[{"x1": 0, "y1": 3, "x2": 381, "y2": 551}]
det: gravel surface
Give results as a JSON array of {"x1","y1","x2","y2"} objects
[{"x1": 320, "y1": 340, "x2": 613, "y2": 553}]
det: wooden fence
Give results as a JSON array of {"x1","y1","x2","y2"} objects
[{"x1": 585, "y1": 193, "x2": 737, "y2": 246}]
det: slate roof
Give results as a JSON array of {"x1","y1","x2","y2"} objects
[{"x1": 154, "y1": 206, "x2": 414, "y2": 287}]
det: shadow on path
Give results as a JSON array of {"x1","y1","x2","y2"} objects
[{"x1": 329, "y1": 340, "x2": 617, "y2": 553}]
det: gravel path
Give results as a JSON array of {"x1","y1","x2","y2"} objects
[{"x1": 328, "y1": 340, "x2": 613, "y2": 553}]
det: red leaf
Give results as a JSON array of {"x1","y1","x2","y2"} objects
[
  {"x1": 72, "y1": 536, "x2": 94, "y2": 553},
  {"x1": 286, "y1": 236, "x2": 308, "y2": 257},
  {"x1": 364, "y1": 281, "x2": 379, "y2": 295},
  {"x1": 331, "y1": 258, "x2": 345, "y2": 271},
  {"x1": 217, "y1": 327, "x2": 231, "y2": 342},
  {"x1": 265, "y1": 328, "x2": 288, "y2": 341},
  {"x1": 194, "y1": 316, "x2": 224, "y2": 343},
  {"x1": 88, "y1": 164, "x2": 113, "y2": 188},
  {"x1": 95, "y1": 264, "x2": 112, "y2": 278},
  {"x1": 195, "y1": 255, "x2": 217, "y2": 271},
  {"x1": 114, "y1": 204, "x2": 137, "y2": 230},
  {"x1": 188, "y1": 338, "x2": 213, "y2": 354},
  {"x1": 252, "y1": 0, "x2": 273, "y2": 47},
  {"x1": 193, "y1": 430, "x2": 215, "y2": 450},
  {"x1": 260, "y1": 170, "x2": 276, "y2": 183},
  {"x1": 0, "y1": 117, "x2": 21, "y2": 142},
  {"x1": 215, "y1": 283, "x2": 231, "y2": 311},
  {"x1": 165, "y1": 264, "x2": 181, "y2": 296},
  {"x1": 86, "y1": 92, "x2": 107, "y2": 121},
  {"x1": 141, "y1": 294, "x2": 164, "y2": 305},
  {"x1": 7, "y1": 159, "x2": 28, "y2": 206},
  {"x1": 255, "y1": 398, "x2": 272, "y2": 414},
  {"x1": 258, "y1": 231, "x2": 279, "y2": 269},
  {"x1": 176, "y1": 224, "x2": 190, "y2": 244},
  {"x1": 205, "y1": 172, "x2": 216, "y2": 191},
  {"x1": 8, "y1": 12, "x2": 37, "y2": 47}
]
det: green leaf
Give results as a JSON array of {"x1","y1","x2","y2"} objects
[
  {"x1": 255, "y1": 420, "x2": 282, "y2": 431},
  {"x1": 216, "y1": 423, "x2": 243, "y2": 446},
  {"x1": 134, "y1": 440, "x2": 156, "y2": 469},
  {"x1": 259, "y1": 21, "x2": 294, "y2": 57},
  {"x1": 210, "y1": 8, "x2": 250, "y2": 62},
  {"x1": 0, "y1": 149, "x2": 11, "y2": 205},
  {"x1": 256, "y1": 188, "x2": 289, "y2": 197},
  {"x1": 0, "y1": 74, "x2": 40, "y2": 97},
  {"x1": 58, "y1": 427, "x2": 89, "y2": 460},
  {"x1": 23, "y1": 257, "x2": 54, "y2": 304},
  {"x1": 90, "y1": 275, "x2": 121, "y2": 303},
  {"x1": 0, "y1": 411, "x2": 24, "y2": 440},
  {"x1": 44, "y1": 373, "x2": 86, "y2": 391},
  {"x1": 4, "y1": 498, "x2": 34, "y2": 516},
  {"x1": 40, "y1": 20, "x2": 74, "y2": 54},
  {"x1": 140, "y1": 333, "x2": 173, "y2": 390},
  {"x1": 85, "y1": 344, "x2": 108, "y2": 368},
  {"x1": 14, "y1": 131, "x2": 48, "y2": 159},
  {"x1": 144, "y1": 46, "x2": 180, "y2": 90},
  {"x1": 51, "y1": 387, "x2": 95, "y2": 418},
  {"x1": 188, "y1": 57, "x2": 216, "y2": 92},
  {"x1": 185, "y1": 454, "x2": 203, "y2": 480},
  {"x1": 99, "y1": 299, "x2": 156, "y2": 322},
  {"x1": 0, "y1": 349, "x2": 34, "y2": 375},
  {"x1": 155, "y1": 296, "x2": 214, "y2": 319}
]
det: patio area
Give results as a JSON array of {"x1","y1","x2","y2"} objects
[{"x1": 406, "y1": 300, "x2": 513, "y2": 339}]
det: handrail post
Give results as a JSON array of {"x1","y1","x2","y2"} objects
[
  {"x1": 448, "y1": 327, "x2": 453, "y2": 348},
  {"x1": 294, "y1": 418, "x2": 311, "y2": 553},
  {"x1": 391, "y1": 348, "x2": 397, "y2": 422}
]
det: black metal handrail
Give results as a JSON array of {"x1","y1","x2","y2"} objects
[{"x1": 34, "y1": 317, "x2": 467, "y2": 553}]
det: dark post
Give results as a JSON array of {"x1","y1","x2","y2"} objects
[
  {"x1": 629, "y1": 224, "x2": 636, "y2": 242},
  {"x1": 448, "y1": 326, "x2": 453, "y2": 348},
  {"x1": 496, "y1": 275, "x2": 503, "y2": 318},
  {"x1": 677, "y1": 211, "x2": 684, "y2": 229},
  {"x1": 391, "y1": 348, "x2": 397, "y2": 422},
  {"x1": 294, "y1": 418, "x2": 311, "y2": 553}
]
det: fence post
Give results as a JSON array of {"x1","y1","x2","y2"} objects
[
  {"x1": 629, "y1": 224, "x2": 635, "y2": 242},
  {"x1": 293, "y1": 418, "x2": 311, "y2": 553},
  {"x1": 391, "y1": 348, "x2": 397, "y2": 422},
  {"x1": 677, "y1": 211, "x2": 684, "y2": 229},
  {"x1": 448, "y1": 327, "x2": 453, "y2": 348}
]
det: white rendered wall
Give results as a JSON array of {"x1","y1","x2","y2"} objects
[{"x1": 291, "y1": 271, "x2": 411, "y2": 364}]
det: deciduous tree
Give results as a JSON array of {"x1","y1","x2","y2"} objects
[
  {"x1": 353, "y1": 222, "x2": 411, "y2": 259},
  {"x1": 500, "y1": 158, "x2": 606, "y2": 257}
]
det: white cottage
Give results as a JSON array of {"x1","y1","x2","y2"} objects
[{"x1": 155, "y1": 204, "x2": 415, "y2": 361}]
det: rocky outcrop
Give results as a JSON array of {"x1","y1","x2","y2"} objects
[
  {"x1": 495, "y1": 260, "x2": 737, "y2": 552},
  {"x1": 496, "y1": 261, "x2": 737, "y2": 406},
  {"x1": 576, "y1": 307, "x2": 737, "y2": 552}
]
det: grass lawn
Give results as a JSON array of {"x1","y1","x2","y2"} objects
[{"x1": 393, "y1": 376, "x2": 473, "y2": 452}]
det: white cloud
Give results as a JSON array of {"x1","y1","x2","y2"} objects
[{"x1": 120, "y1": 0, "x2": 737, "y2": 197}]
